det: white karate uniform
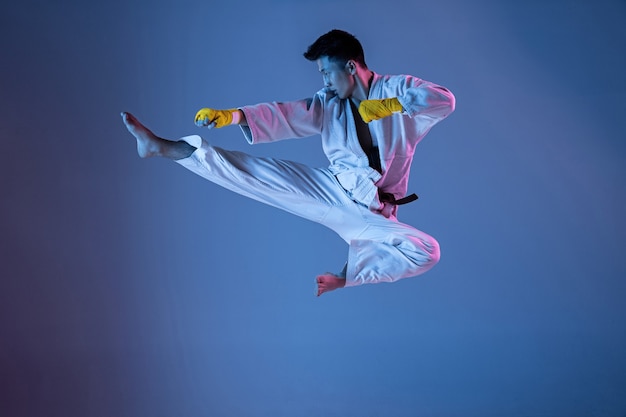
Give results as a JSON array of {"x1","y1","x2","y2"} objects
[{"x1": 176, "y1": 72, "x2": 455, "y2": 287}]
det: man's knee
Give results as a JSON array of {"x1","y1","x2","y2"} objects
[
  {"x1": 427, "y1": 237, "x2": 441, "y2": 267},
  {"x1": 412, "y1": 235, "x2": 440, "y2": 274},
  {"x1": 394, "y1": 235, "x2": 440, "y2": 279}
]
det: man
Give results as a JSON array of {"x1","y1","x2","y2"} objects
[{"x1": 122, "y1": 29, "x2": 455, "y2": 296}]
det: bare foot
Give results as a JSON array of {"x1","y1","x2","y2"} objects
[
  {"x1": 316, "y1": 273, "x2": 346, "y2": 296},
  {"x1": 121, "y1": 112, "x2": 163, "y2": 158}
]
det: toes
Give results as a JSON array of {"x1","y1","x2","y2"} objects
[
  {"x1": 122, "y1": 112, "x2": 136, "y2": 124},
  {"x1": 316, "y1": 280, "x2": 324, "y2": 297}
]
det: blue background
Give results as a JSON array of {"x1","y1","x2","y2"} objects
[{"x1": 1, "y1": 1, "x2": 625, "y2": 416}]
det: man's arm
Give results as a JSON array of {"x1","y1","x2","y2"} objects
[
  {"x1": 359, "y1": 76, "x2": 455, "y2": 124},
  {"x1": 235, "y1": 110, "x2": 247, "y2": 126},
  {"x1": 396, "y1": 82, "x2": 455, "y2": 122},
  {"x1": 239, "y1": 96, "x2": 324, "y2": 145},
  {"x1": 194, "y1": 95, "x2": 323, "y2": 144}
]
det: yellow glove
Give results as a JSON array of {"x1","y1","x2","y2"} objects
[
  {"x1": 358, "y1": 98, "x2": 403, "y2": 123},
  {"x1": 194, "y1": 108, "x2": 237, "y2": 128}
]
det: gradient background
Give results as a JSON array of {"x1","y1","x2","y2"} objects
[{"x1": 1, "y1": 1, "x2": 625, "y2": 416}]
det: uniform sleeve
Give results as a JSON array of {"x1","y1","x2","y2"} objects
[
  {"x1": 394, "y1": 76, "x2": 456, "y2": 123},
  {"x1": 239, "y1": 93, "x2": 324, "y2": 144}
]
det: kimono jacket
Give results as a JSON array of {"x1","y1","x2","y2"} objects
[{"x1": 239, "y1": 72, "x2": 455, "y2": 217}]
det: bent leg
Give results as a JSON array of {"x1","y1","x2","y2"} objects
[
  {"x1": 311, "y1": 200, "x2": 440, "y2": 293},
  {"x1": 343, "y1": 204, "x2": 441, "y2": 287},
  {"x1": 179, "y1": 137, "x2": 441, "y2": 290}
]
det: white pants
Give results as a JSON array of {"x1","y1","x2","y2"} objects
[{"x1": 176, "y1": 135, "x2": 440, "y2": 287}]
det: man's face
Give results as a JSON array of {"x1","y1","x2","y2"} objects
[{"x1": 317, "y1": 56, "x2": 354, "y2": 99}]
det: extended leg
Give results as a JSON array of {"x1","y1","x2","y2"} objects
[
  {"x1": 121, "y1": 113, "x2": 439, "y2": 296},
  {"x1": 123, "y1": 113, "x2": 361, "y2": 293}
]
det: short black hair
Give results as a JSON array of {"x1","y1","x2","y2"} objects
[{"x1": 303, "y1": 29, "x2": 367, "y2": 68}]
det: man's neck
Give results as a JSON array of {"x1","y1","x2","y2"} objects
[{"x1": 350, "y1": 69, "x2": 374, "y2": 104}]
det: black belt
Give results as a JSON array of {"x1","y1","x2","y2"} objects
[{"x1": 379, "y1": 192, "x2": 419, "y2": 205}]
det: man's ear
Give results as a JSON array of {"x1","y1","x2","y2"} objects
[{"x1": 345, "y1": 60, "x2": 357, "y2": 75}]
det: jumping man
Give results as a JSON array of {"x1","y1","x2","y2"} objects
[{"x1": 122, "y1": 29, "x2": 455, "y2": 296}]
